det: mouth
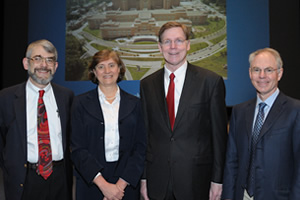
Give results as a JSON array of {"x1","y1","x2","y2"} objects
[
  {"x1": 103, "y1": 75, "x2": 113, "y2": 79},
  {"x1": 34, "y1": 69, "x2": 52, "y2": 76},
  {"x1": 257, "y1": 81, "x2": 268, "y2": 86},
  {"x1": 168, "y1": 52, "x2": 179, "y2": 56},
  {"x1": 35, "y1": 68, "x2": 51, "y2": 74}
]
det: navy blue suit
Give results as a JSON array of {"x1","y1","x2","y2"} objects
[
  {"x1": 71, "y1": 87, "x2": 146, "y2": 200},
  {"x1": 222, "y1": 92, "x2": 300, "y2": 200},
  {"x1": 0, "y1": 82, "x2": 74, "y2": 200}
]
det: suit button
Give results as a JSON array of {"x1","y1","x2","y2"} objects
[
  {"x1": 170, "y1": 138, "x2": 175, "y2": 142},
  {"x1": 24, "y1": 163, "x2": 27, "y2": 168},
  {"x1": 20, "y1": 184, "x2": 23, "y2": 187}
]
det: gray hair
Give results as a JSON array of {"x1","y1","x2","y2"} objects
[
  {"x1": 26, "y1": 39, "x2": 58, "y2": 61},
  {"x1": 249, "y1": 47, "x2": 283, "y2": 69}
]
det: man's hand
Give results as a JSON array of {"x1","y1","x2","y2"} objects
[
  {"x1": 209, "y1": 182, "x2": 222, "y2": 200},
  {"x1": 140, "y1": 180, "x2": 150, "y2": 200}
]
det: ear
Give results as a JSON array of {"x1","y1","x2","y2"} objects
[
  {"x1": 277, "y1": 68, "x2": 283, "y2": 81},
  {"x1": 158, "y1": 42, "x2": 163, "y2": 53},
  {"x1": 248, "y1": 67, "x2": 252, "y2": 79},
  {"x1": 54, "y1": 62, "x2": 58, "y2": 71},
  {"x1": 23, "y1": 57, "x2": 29, "y2": 70},
  {"x1": 186, "y1": 40, "x2": 191, "y2": 51}
]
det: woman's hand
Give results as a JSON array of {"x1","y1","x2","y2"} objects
[{"x1": 94, "y1": 175, "x2": 124, "y2": 200}]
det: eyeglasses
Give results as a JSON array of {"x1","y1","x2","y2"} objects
[
  {"x1": 161, "y1": 39, "x2": 186, "y2": 46},
  {"x1": 95, "y1": 63, "x2": 117, "y2": 70},
  {"x1": 250, "y1": 67, "x2": 279, "y2": 75},
  {"x1": 27, "y1": 56, "x2": 56, "y2": 65}
]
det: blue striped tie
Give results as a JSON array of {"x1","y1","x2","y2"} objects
[{"x1": 247, "y1": 102, "x2": 267, "y2": 197}]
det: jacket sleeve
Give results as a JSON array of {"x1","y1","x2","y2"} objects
[
  {"x1": 222, "y1": 107, "x2": 238, "y2": 199},
  {"x1": 210, "y1": 76, "x2": 228, "y2": 183},
  {"x1": 70, "y1": 97, "x2": 104, "y2": 184},
  {"x1": 119, "y1": 100, "x2": 146, "y2": 187}
]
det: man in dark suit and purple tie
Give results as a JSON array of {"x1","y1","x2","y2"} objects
[
  {"x1": 140, "y1": 21, "x2": 228, "y2": 200},
  {"x1": 222, "y1": 48, "x2": 300, "y2": 200}
]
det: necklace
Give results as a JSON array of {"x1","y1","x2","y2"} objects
[{"x1": 105, "y1": 95, "x2": 116, "y2": 100}]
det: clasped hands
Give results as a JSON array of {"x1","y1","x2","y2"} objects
[{"x1": 94, "y1": 175, "x2": 128, "y2": 200}]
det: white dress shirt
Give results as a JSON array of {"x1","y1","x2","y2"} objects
[
  {"x1": 26, "y1": 80, "x2": 63, "y2": 163},
  {"x1": 164, "y1": 61, "x2": 188, "y2": 117},
  {"x1": 98, "y1": 86, "x2": 120, "y2": 162}
]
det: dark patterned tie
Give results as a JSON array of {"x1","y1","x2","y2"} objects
[
  {"x1": 37, "y1": 90, "x2": 53, "y2": 179},
  {"x1": 247, "y1": 102, "x2": 267, "y2": 196},
  {"x1": 166, "y1": 73, "x2": 175, "y2": 130}
]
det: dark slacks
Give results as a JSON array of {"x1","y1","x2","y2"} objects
[{"x1": 22, "y1": 161, "x2": 69, "y2": 200}]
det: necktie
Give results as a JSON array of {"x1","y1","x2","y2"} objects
[
  {"x1": 37, "y1": 90, "x2": 52, "y2": 180},
  {"x1": 246, "y1": 102, "x2": 267, "y2": 197},
  {"x1": 166, "y1": 73, "x2": 175, "y2": 130}
]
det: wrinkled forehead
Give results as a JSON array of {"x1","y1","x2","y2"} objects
[
  {"x1": 161, "y1": 27, "x2": 186, "y2": 40},
  {"x1": 251, "y1": 52, "x2": 277, "y2": 68}
]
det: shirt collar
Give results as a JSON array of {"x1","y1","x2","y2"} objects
[
  {"x1": 27, "y1": 79, "x2": 51, "y2": 95},
  {"x1": 256, "y1": 88, "x2": 280, "y2": 108},
  {"x1": 164, "y1": 61, "x2": 188, "y2": 81},
  {"x1": 98, "y1": 86, "x2": 120, "y2": 104}
]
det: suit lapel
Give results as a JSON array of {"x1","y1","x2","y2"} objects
[
  {"x1": 119, "y1": 89, "x2": 135, "y2": 121},
  {"x1": 246, "y1": 99, "x2": 256, "y2": 140},
  {"x1": 52, "y1": 84, "x2": 68, "y2": 150},
  {"x1": 153, "y1": 69, "x2": 171, "y2": 130},
  {"x1": 14, "y1": 83, "x2": 27, "y2": 155},
  {"x1": 173, "y1": 64, "x2": 193, "y2": 130},
  {"x1": 258, "y1": 93, "x2": 286, "y2": 140},
  {"x1": 84, "y1": 88, "x2": 104, "y2": 121}
]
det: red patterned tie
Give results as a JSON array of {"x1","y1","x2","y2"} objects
[
  {"x1": 166, "y1": 73, "x2": 175, "y2": 130},
  {"x1": 37, "y1": 90, "x2": 52, "y2": 179}
]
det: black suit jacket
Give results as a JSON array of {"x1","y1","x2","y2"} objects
[
  {"x1": 222, "y1": 92, "x2": 300, "y2": 200},
  {"x1": 0, "y1": 82, "x2": 74, "y2": 200},
  {"x1": 71, "y1": 88, "x2": 146, "y2": 200},
  {"x1": 140, "y1": 63, "x2": 228, "y2": 200}
]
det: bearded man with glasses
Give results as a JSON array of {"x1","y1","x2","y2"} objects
[{"x1": 0, "y1": 39, "x2": 74, "y2": 200}]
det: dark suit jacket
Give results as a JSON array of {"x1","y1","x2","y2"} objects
[
  {"x1": 140, "y1": 63, "x2": 228, "y2": 200},
  {"x1": 222, "y1": 92, "x2": 300, "y2": 200},
  {"x1": 71, "y1": 87, "x2": 146, "y2": 200},
  {"x1": 0, "y1": 82, "x2": 74, "y2": 200}
]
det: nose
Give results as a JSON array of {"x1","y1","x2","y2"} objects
[
  {"x1": 259, "y1": 70, "x2": 266, "y2": 77},
  {"x1": 104, "y1": 66, "x2": 110, "y2": 73},
  {"x1": 170, "y1": 41, "x2": 176, "y2": 48},
  {"x1": 41, "y1": 58, "x2": 48, "y2": 66}
]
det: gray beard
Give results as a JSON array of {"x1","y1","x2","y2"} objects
[{"x1": 28, "y1": 69, "x2": 54, "y2": 86}]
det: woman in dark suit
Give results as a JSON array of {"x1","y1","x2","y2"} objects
[{"x1": 71, "y1": 50, "x2": 146, "y2": 200}]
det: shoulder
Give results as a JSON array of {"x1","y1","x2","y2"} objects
[
  {"x1": 187, "y1": 63, "x2": 222, "y2": 80},
  {"x1": 120, "y1": 88, "x2": 140, "y2": 103},
  {"x1": 232, "y1": 98, "x2": 255, "y2": 112},
  {"x1": 140, "y1": 68, "x2": 163, "y2": 85},
  {"x1": 0, "y1": 82, "x2": 25, "y2": 99},
  {"x1": 277, "y1": 92, "x2": 300, "y2": 109},
  {"x1": 74, "y1": 88, "x2": 97, "y2": 102},
  {"x1": 51, "y1": 82, "x2": 74, "y2": 96}
]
